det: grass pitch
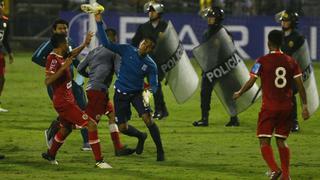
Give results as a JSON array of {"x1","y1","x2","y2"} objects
[{"x1": 0, "y1": 52, "x2": 319, "y2": 179}]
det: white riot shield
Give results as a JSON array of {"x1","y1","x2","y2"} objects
[
  {"x1": 193, "y1": 28, "x2": 261, "y2": 116},
  {"x1": 292, "y1": 40, "x2": 319, "y2": 115},
  {"x1": 153, "y1": 21, "x2": 199, "y2": 104}
]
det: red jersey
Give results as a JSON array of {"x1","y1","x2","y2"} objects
[
  {"x1": 46, "y1": 53, "x2": 75, "y2": 107},
  {"x1": 250, "y1": 51, "x2": 302, "y2": 110}
]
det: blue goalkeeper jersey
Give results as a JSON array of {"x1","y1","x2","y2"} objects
[{"x1": 97, "y1": 21, "x2": 158, "y2": 94}]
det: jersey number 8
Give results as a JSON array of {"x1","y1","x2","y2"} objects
[{"x1": 275, "y1": 67, "x2": 287, "y2": 88}]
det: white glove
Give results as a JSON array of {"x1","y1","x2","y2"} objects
[{"x1": 142, "y1": 90, "x2": 152, "y2": 107}]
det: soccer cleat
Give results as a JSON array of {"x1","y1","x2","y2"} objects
[
  {"x1": 42, "y1": 152, "x2": 58, "y2": 165},
  {"x1": 0, "y1": 154, "x2": 5, "y2": 159},
  {"x1": 81, "y1": 143, "x2": 92, "y2": 151},
  {"x1": 44, "y1": 129, "x2": 53, "y2": 148},
  {"x1": 95, "y1": 160, "x2": 112, "y2": 169},
  {"x1": 81, "y1": 2, "x2": 105, "y2": 14},
  {"x1": 192, "y1": 119, "x2": 208, "y2": 127},
  {"x1": 269, "y1": 170, "x2": 282, "y2": 180},
  {"x1": 115, "y1": 145, "x2": 136, "y2": 156},
  {"x1": 153, "y1": 111, "x2": 169, "y2": 120},
  {"x1": 156, "y1": 152, "x2": 165, "y2": 161},
  {"x1": 225, "y1": 116, "x2": 240, "y2": 127},
  {"x1": 0, "y1": 105, "x2": 8, "y2": 112},
  {"x1": 136, "y1": 133, "x2": 148, "y2": 155}
]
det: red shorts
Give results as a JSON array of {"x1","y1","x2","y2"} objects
[
  {"x1": 85, "y1": 90, "x2": 113, "y2": 123},
  {"x1": 54, "y1": 102, "x2": 94, "y2": 128},
  {"x1": 0, "y1": 53, "x2": 5, "y2": 76},
  {"x1": 257, "y1": 109, "x2": 293, "y2": 139}
]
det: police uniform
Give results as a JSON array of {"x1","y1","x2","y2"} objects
[
  {"x1": 279, "y1": 10, "x2": 305, "y2": 132},
  {"x1": 193, "y1": 7, "x2": 240, "y2": 127}
]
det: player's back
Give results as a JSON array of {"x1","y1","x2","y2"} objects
[{"x1": 257, "y1": 51, "x2": 301, "y2": 110}]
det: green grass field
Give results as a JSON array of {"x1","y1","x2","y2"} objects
[{"x1": 0, "y1": 52, "x2": 320, "y2": 179}]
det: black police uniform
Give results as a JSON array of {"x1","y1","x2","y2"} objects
[
  {"x1": 193, "y1": 23, "x2": 240, "y2": 127},
  {"x1": 132, "y1": 20, "x2": 169, "y2": 119},
  {"x1": 281, "y1": 29, "x2": 305, "y2": 131}
]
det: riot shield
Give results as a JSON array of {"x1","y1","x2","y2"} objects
[
  {"x1": 153, "y1": 21, "x2": 199, "y2": 104},
  {"x1": 193, "y1": 28, "x2": 261, "y2": 116},
  {"x1": 292, "y1": 40, "x2": 319, "y2": 115}
]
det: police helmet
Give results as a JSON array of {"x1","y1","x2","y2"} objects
[
  {"x1": 204, "y1": 6, "x2": 224, "y2": 23},
  {"x1": 279, "y1": 10, "x2": 299, "y2": 28},
  {"x1": 144, "y1": 1, "x2": 164, "y2": 14}
]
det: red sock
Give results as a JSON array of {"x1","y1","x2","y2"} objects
[
  {"x1": 48, "y1": 131, "x2": 65, "y2": 157},
  {"x1": 260, "y1": 145, "x2": 279, "y2": 171},
  {"x1": 109, "y1": 123, "x2": 124, "y2": 150},
  {"x1": 88, "y1": 130, "x2": 102, "y2": 161},
  {"x1": 278, "y1": 146, "x2": 290, "y2": 178}
]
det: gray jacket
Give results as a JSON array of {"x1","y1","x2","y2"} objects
[{"x1": 77, "y1": 46, "x2": 121, "y2": 91}]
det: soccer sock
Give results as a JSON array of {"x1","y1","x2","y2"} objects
[
  {"x1": 109, "y1": 123, "x2": 124, "y2": 150},
  {"x1": 122, "y1": 125, "x2": 144, "y2": 139},
  {"x1": 88, "y1": 130, "x2": 103, "y2": 161},
  {"x1": 147, "y1": 123, "x2": 164, "y2": 153},
  {"x1": 260, "y1": 145, "x2": 279, "y2": 171},
  {"x1": 80, "y1": 127, "x2": 89, "y2": 144},
  {"x1": 48, "y1": 131, "x2": 65, "y2": 157},
  {"x1": 278, "y1": 146, "x2": 290, "y2": 178}
]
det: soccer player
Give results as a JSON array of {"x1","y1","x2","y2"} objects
[
  {"x1": 278, "y1": 10, "x2": 305, "y2": 132},
  {"x1": 0, "y1": 0, "x2": 14, "y2": 112},
  {"x1": 77, "y1": 28, "x2": 135, "y2": 156},
  {"x1": 131, "y1": 1, "x2": 169, "y2": 120},
  {"x1": 233, "y1": 30, "x2": 309, "y2": 180},
  {"x1": 32, "y1": 19, "x2": 90, "y2": 151},
  {"x1": 95, "y1": 13, "x2": 165, "y2": 161},
  {"x1": 193, "y1": 6, "x2": 240, "y2": 127},
  {"x1": 42, "y1": 33, "x2": 111, "y2": 168}
]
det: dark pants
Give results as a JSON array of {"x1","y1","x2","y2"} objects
[
  {"x1": 200, "y1": 74, "x2": 215, "y2": 119},
  {"x1": 153, "y1": 71, "x2": 167, "y2": 113},
  {"x1": 114, "y1": 90, "x2": 150, "y2": 124}
]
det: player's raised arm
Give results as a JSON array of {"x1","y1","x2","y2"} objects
[
  {"x1": 69, "y1": 32, "x2": 93, "y2": 58},
  {"x1": 95, "y1": 13, "x2": 125, "y2": 55}
]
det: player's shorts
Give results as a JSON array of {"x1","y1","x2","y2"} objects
[
  {"x1": 54, "y1": 102, "x2": 95, "y2": 128},
  {"x1": 0, "y1": 53, "x2": 5, "y2": 76},
  {"x1": 114, "y1": 89, "x2": 150, "y2": 124},
  {"x1": 257, "y1": 108, "x2": 293, "y2": 139},
  {"x1": 85, "y1": 89, "x2": 112, "y2": 123}
]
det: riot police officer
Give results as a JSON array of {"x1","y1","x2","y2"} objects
[
  {"x1": 193, "y1": 6, "x2": 240, "y2": 127},
  {"x1": 132, "y1": 1, "x2": 169, "y2": 120},
  {"x1": 279, "y1": 10, "x2": 305, "y2": 132}
]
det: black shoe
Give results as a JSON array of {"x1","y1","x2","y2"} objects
[
  {"x1": 291, "y1": 122, "x2": 300, "y2": 132},
  {"x1": 225, "y1": 117, "x2": 240, "y2": 127},
  {"x1": 157, "y1": 152, "x2": 165, "y2": 161},
  {"x1": 192, "y1": 119, "x2": 208, "y2": 127},
  {"x1": 153, "y1": 111, "x2": 169, "y2": 120},
  {"x1": 42, "y1": 152, "x2": 58, "y2": 165},
  {"x1": 0, "y1": 154, "x2": 4, "y2": 160},
  {"x1": 136, "y1": 133, "x2": 147, "y2": 155},
  {"x1": 115, "y1": 145, "x2": 136, "y2": 156}
]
